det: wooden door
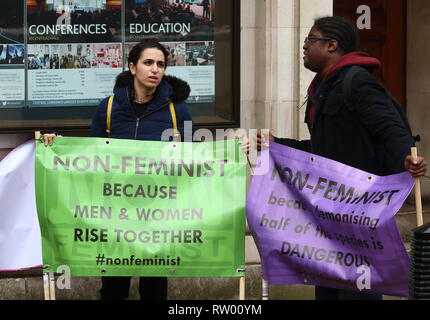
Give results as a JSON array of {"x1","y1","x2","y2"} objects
[{"x1": 333, "y1": 0, "x2": 406, "y2": 107}]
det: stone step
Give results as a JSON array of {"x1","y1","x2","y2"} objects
[
  {"x1": 0, "y1": 265, "x2": 265, "y2": 300},
  {"x1": 0, "y1": 265, "x2": 409, "y2": 300}
]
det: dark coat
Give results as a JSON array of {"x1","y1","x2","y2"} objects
[
  {"x1": 275, "y1": 66, "x2": 414, "y2": 176},
  {"x1": 90, "y1": 71, "x2": 193, "y2": 141}
]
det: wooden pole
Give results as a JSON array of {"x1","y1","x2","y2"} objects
[
  {"x1": 48, "y1": 272, "x2": 56, "y2": 300},
  {"x1": 43, "y1": 272, "x2": 50, "y2": 300},
  {"x1": 37, "y1": 132, "x2": 56, "y2": 300},
  {"x1": 239, "y1": 276, "x2": 245, "y2": 300},
  {"x1": 38, "y1": 132, "x2": 54, "y2": 301},
  {"x1": 262, "y1": 279, "x2": 269, "y2": 300},
  {"x1": 411, "y1": 147, "x2": 424, "y2": 227}
]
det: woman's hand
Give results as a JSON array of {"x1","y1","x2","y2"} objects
[
  {"x1": 236, "y1": 131, "x2": 274, "y2": 154},
  {"x1": 41, "y1": 133, "x2": 57, "y2": 146}
]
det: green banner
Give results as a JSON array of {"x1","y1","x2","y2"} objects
[{"x1": 35, "y1": 137, "x2": 246, "y2": 277}]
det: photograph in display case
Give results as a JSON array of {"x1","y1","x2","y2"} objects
[
  {"x1": 126, "y1": 0, "x2": 215, "y2": 42},
  {"x1": 0, "y1": 0, "x2": 25, "y2": 108},
  {"x1": 26, "y1": 1, "x2": 123, "y2": 107},
  {"x1": 28, "y1": 0, "x2": 121, "y2": 44}
]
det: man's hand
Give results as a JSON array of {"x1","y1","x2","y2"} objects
[
  {"x1": 404, "y1": 155, "x2": 427, "y2": 178},
  {"x1": 236, "y1": 134, "x2": 250, "y2": 154}
]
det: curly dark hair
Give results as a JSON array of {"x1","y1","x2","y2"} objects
[
  {"x1": 313, "y1": 16, "x2": 359, "y2": 54},
  {"x1": 128, "y1": 38, "x2": 170, "y2": 67}
]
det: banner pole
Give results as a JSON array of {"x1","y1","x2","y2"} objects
[
  {"x1": 262, "y1": 279, "x2": 269, "y2": 300},
  {"x1": 35, "y1": 132, "x2": 56, "y2": 299},
  {"x1": 411, "y1": 147, "x2": 424, "y2": 227},
  {"x1": 48, "y1": 272, "x2": 56, "y2": 300},
  {"x1": 239, "y1": 276, "x2": 245, "y2": 300},
  {"x1": 38, "y1": 133, "x2": 51, "y2": 301},
  {"x1": 43, "y1": 272, "x2": 50, "y2": 300}
]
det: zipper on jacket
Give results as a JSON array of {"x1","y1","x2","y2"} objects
[
  {"x1": 126, "y1": 87, "x2": 172, "y2": 140},
  {"x1": 126, "y1": 88, "x2": 141, "y2": 140},
  {"x1": 134, "y1": 117, "x2": 140, "y2": 140}
]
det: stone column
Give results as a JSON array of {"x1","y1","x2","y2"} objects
[
  {"x1": 407, "y1": 0, "x2": 430, "y2": 199},
  {"x1": 240, "y1": 0, "x2": 332, "y2": 299},
  {"x1": 240, "y1": 0, "x2": 332, "y2": 141}
]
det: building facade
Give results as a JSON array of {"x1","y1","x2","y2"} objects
[
  {"x1": 1, "y1": 0, "x2": 429, "y2": 300},
  {"x1": 241, "y1": 0, "x2": 430, "y2": 200}
]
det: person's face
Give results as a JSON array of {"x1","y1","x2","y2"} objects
[
  {"x1": 129, "y1": 48, "x2": 166, "y2": 91},
  {"x1": 303, "y1": 26, "x2": 334, "y2": 73}
]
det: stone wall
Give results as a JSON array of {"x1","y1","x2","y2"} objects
[
  {"x1": 407, "y1": 0, "x2": 430, "y2": 200},
  {"x1": 4, "y1": 0, "x2": 423, "y2": 300}
]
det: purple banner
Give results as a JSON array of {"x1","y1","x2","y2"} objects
[{"x1": 247, "y1": 142, "x2": 414, "y2": 297}]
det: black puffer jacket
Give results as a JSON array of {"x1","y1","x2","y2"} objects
[
  {"x1": 275, "y1": 65, "x2": 414, "y2": 176},
  {"x1": 91, "y1": 72, "x2": 193, "y2": 141}
]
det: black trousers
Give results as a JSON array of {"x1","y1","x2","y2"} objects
[
  {"x1": 315, "y1": 286, "x2": 382, "y2": 300},
  {"x1": 203, "y1": 7, "x2": 209, "y2": 19},
  {"x1": 100, "y1": 276, "x2": 167, "y2": 300}
]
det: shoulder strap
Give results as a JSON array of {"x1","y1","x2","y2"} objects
[
  {"x1": 106, "y1": 95, "x2": 114, "y2": 137},
  {"x1": 342, "y1": 66, "x2": 375, "y2": 158},
  {"x1": 342, "y1": 65, "x2": 366, "y2": 111},
  {"x1": 169, "y1": 102, "x2": 180, "y2": 138},
  {"x1": 105, "y1": 98, "x2": 179, "y2": 139}
]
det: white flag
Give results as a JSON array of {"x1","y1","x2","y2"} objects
[{"x1": 0, "y1": 140, "x2": 42, "y2": 271}]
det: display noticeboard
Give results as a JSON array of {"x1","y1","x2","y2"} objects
[
  {"x1": 0, "y1": 1, "x2": 25, "y2": 107},
  {"x1": 26, "y1": 0, "x2": 123, "y2": 107},
  {"x1": 0, "y1": 0, "x2": 234, "y2": 131}
]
